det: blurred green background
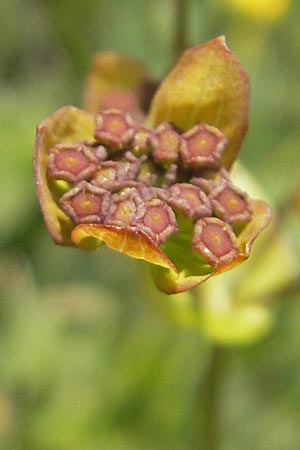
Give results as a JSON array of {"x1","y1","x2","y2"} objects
[{"x1": 1, "y1": 0, "x2": 300, "y2": 449}]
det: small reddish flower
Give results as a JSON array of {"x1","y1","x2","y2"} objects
[
  {"x1": 34, "y1": 36, "x2": 271, "y2": 293},
  {"x1": 48, "y1": 143, "x2": 99, "y2": 183},
  {"x1": 94, "y1": 109, "x2": 134, "y2": 149},
  {"x1": 192, "y1": 217, "x2": 239, "y2": 266},
  {"x1": 152, "y1": 122, "x2": 181, "y2": 166},
  {"x1": 105, "y1": 187, "x2": 145, "y2": 227},
  {"x1": 168, "y1": 183, "x2": 212, "y2": 219},
  {"x1": 91, "y1": 160, "x2": 134, "y2": 191},
  {"x1": 59, "y1": 181, "x2": 110, "y2": 224},
  {"x1": 136, "y1": 198, "x2": 178, "y2": 243},
  {"x1": 209, "y1": 179, "x2": 252, "y2": 226},
  {"x1": 131, "y1": 127, "x2": 154, "y2": 156},
  {"x1": 180, "y1": 123, "x2": 227, "y2": 169}
]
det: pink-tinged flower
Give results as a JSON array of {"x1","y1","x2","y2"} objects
[
  {"x1": 34, "y1": 36, "x2": 271, "y2": 294},
  {"x1": 151, "y1": 121, "x2": 181, "y2": 166},
  {"x1": 47, "y1": 143, "x2": 100, "y2": 183},
  {"x1": 59, "y1": 181, "x2": 111, "y2": 225},
  {"x1": 94, "y1": 109, "x2": 135, "y2": 149},
  {"x1": 180, "y1": 123, "x2": 227, "y2": 169},
  {"x1": 192, "y1": 217, "x2": 239, "y2": 266},
  {"x1": 104, "y1": 187, "x2": 145, "y2": 227},
  {"x1": 167, "y1": 183, "x2": 212, "y2": 219},
  {"x1": 209, "y1": 176, "x2": 253, "y2": 228}
]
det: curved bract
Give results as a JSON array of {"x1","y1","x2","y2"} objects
[
  {"x1": 34, "y1": 106, "x2": 95, "y2": 245},
  {"x1": 147, "y1": 36, "x2": 249, "y2": 168}
]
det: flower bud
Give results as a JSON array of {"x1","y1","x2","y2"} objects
[
  {"x1": 190, "y1": 176, "x2": 215, "y2": 194},
  {"x1": 136, "y1": 160, "x2": 158, "y2": 186},
  {"x1": 209, "y1": 181, "x2": 252, "y2": 226},
  {"x1": 94, "y1": 109, "x2": 134, "y2": 149},
  {"x1": 192, "y1": 217, "x2": 239, "y2": 266},
  {"x1": 151, "y1": 121, "x2": 180, "y2": 166},
  {"x1": 59, "y1": 181, "x2": 110, "y2": 224},
  {"x1": 105, "y1": 187, "x2": 145, "y2": 227},
  {"x1": 47, "y1": 143, "x2": 99, "y2": 183},
  {"x1": 180, "y1": 123, "x2": 227, "y2": 169},
  {"x1": 131, "y1": 127, "x2": 154, "y2": 156},
  {"x1": 136, "y1": 198, "x2": 178, "y2": 243},
  {"x1": 91, "y1": 160, "x2": 134, "y2": 191},
  {"x1": 168, "y1": 183, "x2": 212, "y2": 219},
  {"x1": 34, "y1": 37, "x2": 273, "y2": 295},
  {"x1": 93, "y1": 145, "x2": 108, "y2": 161}
]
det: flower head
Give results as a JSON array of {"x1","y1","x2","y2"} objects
[{"x1": 34, "y1": 36, "x2": 271, "y2": 294}]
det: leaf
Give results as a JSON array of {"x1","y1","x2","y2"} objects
[
  {"x1": 71, "y1": 222, "x2": 216, "y2": 295},
  {"x1": 147, "y1": 36, "x2": 249, "y2": 168},
  {"x1": 34, "y1": 106, "x2": 95, "y2": 245},
  {"x1": 71, "y1": 223, "x2": 177, "y2": 270}
]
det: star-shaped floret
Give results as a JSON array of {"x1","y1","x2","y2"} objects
[
  {"x1": 59, "y1": 181, "x2": 111, "y2": 224},
  {"x1": 209, "y1": 180, "x2": 252, "y2": 226},
  {"x1": 180, "y1": 123, "x2": 227, "y2": 169},
  {"x1": 94, "y1": 109, "x2": 134, "y2": 149},
  {"x1": 91, "y1": 160, "x2": 135, "y2": 191},
  {"x1": 131, "y1": 127, "x2": 154, "y2": 156},
  {"x1": 136, "y1": 198, "x2": 178, "y2": 243},
  {"x1": 167, "y1": 183, "x2": 212, "y2": 219},
  {"x1": 192, "y1": 217, "x2": 239, "y2": 266},
  {"x1": 151, "y1": 122, "x2": 181, "y2": 166},
  {"x1": 105, "y1": 187, "x2": 145, "y2": 227},
  {"x1": 47, "y1": 143, "x2": 99, "y2": 183}
]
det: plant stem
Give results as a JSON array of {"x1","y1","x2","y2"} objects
[
  {"x1": 192, "y1": 344, "x2": 224, "y2": 450},
  {"x1": 174, "y1": 0, "x2": 189, "y2": 58}
]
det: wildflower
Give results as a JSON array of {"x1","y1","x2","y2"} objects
[
  {"x1": 167, "y1": 183, "x2": 212, "y2": 219},
  {"x1": 94, "y1": 109, "x2": 135, "y2": 149},
  {"x1": 105, "y1": 187, "x2": 145, "y2": 227},
  {"x1": 34, "y1": 36, "x2": 271, "y2": 294},
  {"x1": 180, "y1": 123, "x2": 227, "y2": 169},
  {"x1": 209, "y1": 177, "x2": 252, "y2": 228},
  {"x1": 151, "y1": 122, "x2": 180, "y2": 166},
  {"x1": 59, "y1": 181, "x2": 110, "y2": 224}
]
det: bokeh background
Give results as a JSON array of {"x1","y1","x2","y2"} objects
[{"x1": 1, "y1": 0, "x2": 300, "y2": 449}]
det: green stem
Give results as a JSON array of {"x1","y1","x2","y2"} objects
[
  {"x1": 192, "y1": 344, "x2": 224, "y2": 450},
  {"x1": 174, "y1": 0, "x2": 189, "y2": 58}
]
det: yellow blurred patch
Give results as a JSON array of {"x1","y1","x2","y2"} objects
[
  {"x1": 224, "y1": 0, "x2": 290, "y2": 23},
  {"x1": 199, "y1": 279, "x2": 273, "y2": 345}
]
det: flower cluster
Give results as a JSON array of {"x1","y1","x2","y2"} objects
[
  {"x1": 34, "y1": 36, "x2": 271, "y2": 294},
  {"x1": 47, "y1": 108, "x2": 252, "y2": 268}
]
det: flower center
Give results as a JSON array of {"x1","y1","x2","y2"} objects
[
  {"x1": 144, "y1": 206, "x2": 168, "y2": 233},
  {"x1": 216, "y1": 189, "x2": 246, "y2": 214},
  {"x1": 72, "y1": 193, "x2": 103, "y2": 217},
  {"x1": 201, "y1": 223, "x2": 232, "y2": 257}
]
